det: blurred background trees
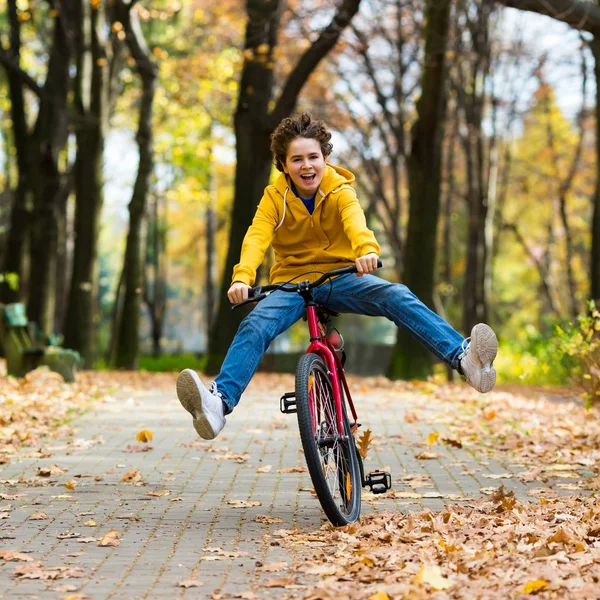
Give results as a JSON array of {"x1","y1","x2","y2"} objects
[{"x1": 0, "y1": 0, "x2": 598, "y2": 384}]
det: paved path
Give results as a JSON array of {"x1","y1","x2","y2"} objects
[{"x1": 0, "y1": 375, "x2": 583, "y2": 599}]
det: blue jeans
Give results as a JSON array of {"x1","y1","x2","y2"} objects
[{"x1": 214, "y1": 274, "x2": 466, "y2": 412}]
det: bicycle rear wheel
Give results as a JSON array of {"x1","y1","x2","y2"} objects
[{"x1": 295, "y1": 353, "x2": 361, "y2": 526}]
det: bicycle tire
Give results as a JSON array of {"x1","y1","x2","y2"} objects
[{"x1": 295, "y1": 353, "x2": 361, "y2": 526}]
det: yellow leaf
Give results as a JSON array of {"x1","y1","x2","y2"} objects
[
  {"x1": 136, "y1": 430, "x2": 153, "y2": 443},
  {"x1": 357, "y1": 428, "x2": 373, "y2": 460},
  {"x1": 84, "y1": 520, "x2": 96, "y2": 526},
  {"x1": 368, "y1": 593, "x2": 389, "y2": 600},
  {"x1": 63, "y1": 479, "x2": 77, "y2": 491},
  {"x1": 522, "y1": 579, "x2": 547, "y2": 594},
  {"x1": 345, "y1": 472, "x2": 352, "y2": 499},
  {"x1": 413, "y1": 565, "x2": 452, "y2": 590},
  {"x1": 98, "y1": 529, "x2": 120, "y2": 547},
  {"x1": 426, "y1": 432, "x2": 440, "y2": 445}
]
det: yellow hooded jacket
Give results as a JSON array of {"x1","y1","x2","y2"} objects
[{"x1": 232, "y1": 163, "x2": 381, "y2": 286}]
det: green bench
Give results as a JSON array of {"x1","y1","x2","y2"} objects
[{"x1": 0, "y1": 303, "x2": 82, "y2": 383}]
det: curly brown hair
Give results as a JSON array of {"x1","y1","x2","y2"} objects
[{"x1": 270, "y1": 113, "x2": 333, "y2": 172}]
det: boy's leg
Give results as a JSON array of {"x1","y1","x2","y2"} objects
[
  {"x1": 316, "y1": 273, "x2": 465, "y2": 367},
  {"x1": 213, "y1": 290, "x2": 305, "y2": 411},
  {"x1": 316, "y1": 274, "x2": 497, "y2": 391},
  {"x1": 177, "y1": 290, "x2": 305, "y2": 439}
]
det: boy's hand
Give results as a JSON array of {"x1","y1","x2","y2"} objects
[
  {"x1": 356, "y1": 253, "x2": 379, "y2": 276},
  {"x1": 228, "y1": 281, "x2": 251, "y2": 304}
]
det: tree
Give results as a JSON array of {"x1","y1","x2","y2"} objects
[
  {"x1": 387, "y1": 0, "x2": 453, "y2": 379},
  {"x1": 111, "y1": 0, "x2": 158, "y2": 369},
  {"x1": 494, "y1": 0, "x2": 600, "y2": 301},
  {"x1": 204, "y1": 0, "x2": 364, "y2": 374},
  {"x1": 63, "y1": 0, "x2": 121, "y2": 367},
  {"x1": 0, "y1": 1, "x2": 77, "y2": 335}
]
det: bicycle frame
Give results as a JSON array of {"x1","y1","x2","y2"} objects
[{"x1": 305, "y1": 303, "x2": 358, "y2": 437}]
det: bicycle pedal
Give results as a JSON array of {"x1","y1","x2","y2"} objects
[
  {"x1": 280, "y1": 392, "x2": 297, "y2": 414},
  {"x1": 364, "y1": 470, "x2": 392, "y2": 494}
]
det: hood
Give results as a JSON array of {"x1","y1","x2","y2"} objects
[{"x1": 272, "y1": 163, "x2": 355, "y2": 198}]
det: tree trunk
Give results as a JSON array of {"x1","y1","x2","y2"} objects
[
  {"x1": 206, "y1": 203, "x2": 216, "y2": 338},
  {"x1": 113, "y1": 1, "x2": 158, "y2": 369},
  {"x1": 27, "y1": 7, "x2": 76, "y2": 335},
  {"x1": 143, "y1": 193, "x2": 167, "y2": 359},
  {"x1": 386, "y1": 0, "x2": 452, "y2": 380},
  {"x1": 1, "y1": 0, "x2": 32, "y2": 304},
  {"x1": 205, "y1": 0, "x2": 362, "y2": 374},
  {"x1": 590, "y1": 38, "x2": 600, "y2": 301},
  {"x1": 64, "y1": 0, "x2": 110, "y2": 367}
]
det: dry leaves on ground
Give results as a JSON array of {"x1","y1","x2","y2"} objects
[{"x1": 275, "y1": 489, "x2": 600, "y2": 599}]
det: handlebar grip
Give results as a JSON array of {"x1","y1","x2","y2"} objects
[{"x1": 377, "y1": 259, "x2": 383, "y2": 268}]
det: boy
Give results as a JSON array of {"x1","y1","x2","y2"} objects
[{"x1": 177, "y1": 113, "x2": 497, "y2": 440}]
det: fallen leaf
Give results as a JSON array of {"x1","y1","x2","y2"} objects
[
  {"x1": 37, "y1": 464, "x2": 66, "y2": 477},
  {"x1": 177, "y1": 579, "x2": 203, "y2": 588},
  {"x1": 277, "y1": 466, "x2": 308, "y2": 473},
  {"x1": 97, "y1": 529, "x2": 120, "y2": 547},
  {"x1": 415, "y1": 451, "x2": 443, "y2": 460},
  {"x1": 120, "y1": 470, "x2": 142, "y2": 483},
  {"x1": 257, "y1": 465, "x2": 272, "y2": 473},
  {"x1": 136, "y1": 429, "x2": 153, "y2": 443},
  {"x1": 441, "y1": 437, "x2": 462, "y2": 448},
  {"x1": 29, "y1": 512, "x2": 49, "y2": 520},
  {"x1": 357, "y1": 429, "x2": 373, "y2": 459},
  {"x1": 522, "y1": 579, "x2": 547, "y2": 594},
  {"x1": 124, "y1": 444, "x2": 153, "y2": 453},
  {"x1": 426, "y1": 432, "x2": 440, "y2": 446},
  {"x1": 83, "y1": 520, "x2": 96, "y2": 527},
  {"x1": 262, "y1": 576, "x2": 296, "y2": 588},
  {"x1": 258, "y1": 561, "x2": 288, "y2": 572},
  {"x1": 413, "y1": 565, "x2": 452, "y2": 590},
  {"x1": 0, "y1": 550, "x2": 34, "y2": 562},
  {"x1": 147, "y1": 489, "x2": 170, "y2": 497},
  {"x1": 368, "y1": 593, "x2": 390, "y2": 600},
  {"x1": 226, "y1": 500, "x2": 262, "y2": 508},
  {"x1": 404, "y1": 410, "x2": 418, "y2": 423},
  {"x1": 255, "y1": 514, "x2": 283, "y2": 524},
  {"x1": 63, "y1": 479, "x2": 77, "y2": 491}
]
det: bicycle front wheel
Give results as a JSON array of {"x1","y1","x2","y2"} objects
[{"x1": 295, "y1": 353, "x2": 361, "y2": 526}]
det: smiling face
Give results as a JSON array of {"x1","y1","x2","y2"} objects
[{"x1": 282, "y1": 138, "x2": 328, "y2": 198}]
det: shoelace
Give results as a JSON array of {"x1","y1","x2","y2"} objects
[
  {"x1": 209, "y1": 381, "x2": 223, "y2": 400},
  {"x1": 461, "y1": 337, "x2": 471, "y2": 354}
]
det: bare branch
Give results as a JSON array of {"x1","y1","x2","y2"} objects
[
  {"x1": 0, "y1": 47, "x2": 43, "y2": 96},
  {"x1": 270, "y1": 0, "x2": 361, "y2": 126},
  {"x1": 494, "y1": 0, "x2": 600, "y2": 36}
]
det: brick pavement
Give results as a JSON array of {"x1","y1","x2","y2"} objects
[{"x1": 0, "y1": 375, "x2": 586, "y2": 599}]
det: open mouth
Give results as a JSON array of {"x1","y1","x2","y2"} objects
[{"x1": 301, "y1": 174, "x2": 316, "y2": 183}]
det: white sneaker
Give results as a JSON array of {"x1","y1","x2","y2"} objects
[
  {"x1": 176, "y1": 369, "x2": 226, "y2": 439},
  {"x1": 460, "y1": 324, "x2": 498, "y2": 393}
]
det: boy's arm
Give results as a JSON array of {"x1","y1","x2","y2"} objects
[
  {"x1": 231, "y1": 194, "x2": 278, "y2": 286},
  {"x1": 337, "y1": 187, "x2": 381, "y2": 257}
]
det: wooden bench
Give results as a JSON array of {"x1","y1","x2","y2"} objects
[{"x1": 0, "y1": 303, "x2": 82, "y2": 382}]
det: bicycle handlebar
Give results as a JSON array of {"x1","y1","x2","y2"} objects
[{"x1": 231, "y1": 259, "x2": 383, "y2": 310}]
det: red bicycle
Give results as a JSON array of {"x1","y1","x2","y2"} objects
[{"x1": 233, "y1": 262, "x2": 391, "y2": 526}]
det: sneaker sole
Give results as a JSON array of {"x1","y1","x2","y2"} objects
[
  {"x1": 176, "y1": 369, "x2": 217, "y2": 440},
  {"x1": 478, "y1": 365, "x2": 497, "y2": 394},
  {"x1": 471, "y1": 324, "x2": 498, "y2": 365},
  {"x1": 471, "y1": 324, "x2": 498, "y2": 393}
]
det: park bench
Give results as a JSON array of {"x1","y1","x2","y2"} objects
[{"x1": 0, "y1": 303, "x2": 81, "y2": 382}]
